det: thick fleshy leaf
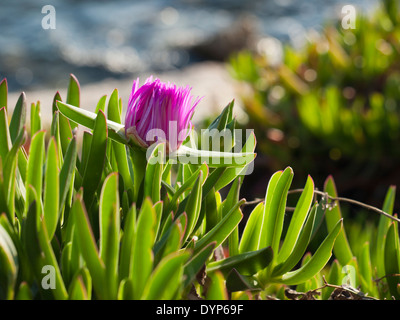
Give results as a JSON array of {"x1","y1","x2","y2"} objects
[
  {"x1": 213, "y1": 131, "x2": 257, "y2": 191},
  {"x1": 183, "y1": 242, "x2": 216, "y2": 288},
  {"x1": 359, "y1": 241, "x2": 376, "y2": 296},
  {"x1": 0, "y1": 78, "x2": 7, "y2": 111},
  {"x1": 79, "y1": 131, "x2": 92, "y2": 176},
  {"x1": 130, "y1": 198, "x2": 156, "y2": 299},
  {"x1": 165, "y1": 163, "x2": 208, "y2": 216},
  {"x1": 206, "y1": 271, "x2": 229, "y2": 299},
  {"x1": 25, "y1": 130, "x2": 45, "y2": 216},
  {"x1": 384, "y1": 221, "x2": 400, "y2": 300},
  {"x1": 277, "y1": 175, "x2": 314, "y2": 264},
  {"x1": 59, "y1": 137, "x2": 77, "y2": 215},
  {"x1": 71, "y1": 191, "x2": 106, "y2": 299},
  {"x1": 99, "y1": 172, "x2": 120, "y2": 299},
  {"x1": 221, "y1": 177, "x2": 241, "y2": 256},
  {"x1": 36, "y1": 217, "x2": 68, "y2": 300},
  {"x1": 67, "y1": 74, "x2": 80, "y2": 107},
  {"x1": 144, "y1": 143, "x2": 165, "y2": 204},
  {"x1": 261, "y1": 167, "x2": 293, "y2": 254},
  {"x1": 154, "y1": 212, "x2": 186, "y2": 262},
  {"x1": 141, "y1": 251, "x2": 190, "y2": 300},
  {"x1": 52, "y1": 91, "x2": 62, "y2": 115},
  {"x1": 272, "y1": 204, "x2": 317, "y2": 276},
  {"x1": 322, "y1": 259, "x2": 341, "y2": 300},
  {"x1": 239, "y1": 202, "x2": 264, "y2": 253},
  {"x1": 68, "y1": 267, "x2": 92, "y2": 300},
  {"x1": 194, "y1": 199, "x2": 244, "y2": 255},
  {"x1": 106, "y1": 89, "x2": 133, "y2": 196},
  {"x1": 225, "y1": 268, "x2": 261, "y2": 293},
  {"x1": 183, "y1": 170, "x2": 203, "y2": 240},
  {"x1": 119, "y1": 204, "x2": 136, "y2": 281},
  {"x1": 129, "y1": 146, "x2": 147, "y2": 203},
  {"x1": 81, "y1": 110, "x2": 108, "y2": 209},
  {"x1": 0, "y1": 107, "x2": 11, "y2": 161},
  {"x1": 66, "y1": 74, "x2": 80, "y2": 129},
  {"x1": 9, "y1": 92, "x2": 26, "y2": 143},
  {"x1": 30, "y1": 101, "x2": 41, "y2": 137},
  {"x1": 22, "y1": 189, "x2": 68, "y2": 300},
  {"x1": 376, "y1": 186, "x2": 396, "y2": 279},
  {"x1": 324, "y1": 176, "x2": 353, "y2": 266},
  {"x1": 95, "y1": 95, "x2": 107, "y2": 114},
  {"x1": 43, "y1": 138, "x2": 60, "y2": 240},
  {"x1": 107, "y1": 89, "x2": 121, "y2": 123},
  {"x1": 280, "y1": 219, "x2": 343, "y2": 285},
  {"x1": 3, "y1": 129, "x2": 25, "y2": 222},
  {"x1": 207, "y1": 100, "x2": 234, "y2": 132},
  {"x1": 56, "y1": 101, "x2": 128, "y2": 145},
  {"x1": 15, "y1": 282, "x2": 32, "y2": 300},
  {"x1": 0, "y1": 224, "x2": 18, "y2": 299},
  {"x1": 207, "y1": 246, "x2": 273, "y2": 276},
  {"x1": 50, "y1": 110, "x2": 63, "y2": 169},
  {"x1": 203, "y1": 188, "x2": 220, "y2": 233}
]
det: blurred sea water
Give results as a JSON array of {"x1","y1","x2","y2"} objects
[{"x1": 0, "y1": 0, "x2": 378, "y2": 91}]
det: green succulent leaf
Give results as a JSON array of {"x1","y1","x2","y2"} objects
[
  {"x1": 194, "y1": 199, "x2": 244, "y2": 255},
  {"x1": 277, "y1": 175, "x2": 314, "y2": 264},
  {"x1": 183, "y1": 242, "x2": 216, "y2": 288},
  {"x1": 376, "y1": 186, "x2": 396, "y2": 279},
  {"x1": 0, "y1": 79, "x2": 7, "y2": 111},
  {"x1": 43, "y1": 138, "x2": 60, "y2": 240},
  {"x1": 207, "y1": 246, "x2": 273, "y2": 276},
  {"x1": 272, "y1": 203, "x2": 317, "y2": 276},
  {"x1": 206, "y1": 271, "x2": 229, "y2": 299},
  {"x1": 30, "y1": 101, "x2": 41, "y2": 138},
  {"x1": 81, "y1": 110, "x2": 108, "y2": 209},
  {"x1": 183, "y1": 169, "x2": 203, "y2": 240},
  {"x1": 384, "y1": 221, "x2": 400, "y2": 300},
  {"x1": 68, "y1": 267, "x2": 92, "y2": 300},
  {"x1": 130, "y1": 198, "x2": 157, "y2": 299},
  {"x1": 261, "y1": 167, "x2": 293, "y2": 254},
  {"x1": 0, "y1": 224, "x2": 18, "y2": 299},
  {"x1": 0, "y1": 107, "x2": 11, "y2": 161},
  {"x1": 239, "y1": 202, "x2": 264, "y2": 253},
  {"x1": 141, "y1": 251, "x2": 190, "y2": 300},
  {"x1": 56, "y1": 101, "x2": 128, "y2": 145},
  {"x1": 119, "y1": 204, "x2": 136, "y2": 281},
  {"x1": 71, "y1": 191, "x2": 106, "y2": 299},
  {"x1": 324, "y1": 176, "x2": 353, "y2": 266},
  {"x1": 9, "y1": 92, "x2": 26, "y2": 144},
  {"x1": 99, "y1": 172, "x2": 120, "y2": 299},
  {"x1": 279, "y1": 219, "x2": 343, "y2": 285},
  {"x1": 225, "y1": 268, "x2": 261, "y2": 293},
  {"x1": 25, "y1": 130, "x2": 45, "y2": 217},
  {"x1": 144, "y1": 143, "x2": 165, "y2": 204},
  {"x1": 59, "y1": 137, "x2": 77, "y2": 215}
]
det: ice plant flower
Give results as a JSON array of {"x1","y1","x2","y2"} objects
[{"x1": 125, "y1": 76, "x2": 202, "y2": 152}]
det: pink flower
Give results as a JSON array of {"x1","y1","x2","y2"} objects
[{"x1": 125, "y1": 76, "x2": 202, "y2": 152}]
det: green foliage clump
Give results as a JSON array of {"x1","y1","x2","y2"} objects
[
  {"x1": 0, "y1": 74, "x2": 398, "y2": 300},
  {"x1": 229, "y1": 1, "x2": 400, "y2": 202}
]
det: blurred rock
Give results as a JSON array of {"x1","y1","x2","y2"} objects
[{"x1": 187, "y1": 14, "x2": 260, "y2": 61}]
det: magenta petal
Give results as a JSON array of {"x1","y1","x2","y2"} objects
[{"x1": 125, "y1": 76, "x2": 202, "y2": 151}]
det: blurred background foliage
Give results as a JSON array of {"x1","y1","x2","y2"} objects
[{"x1": 228, "y1": 0, "x2": 400, "y2": 210}]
